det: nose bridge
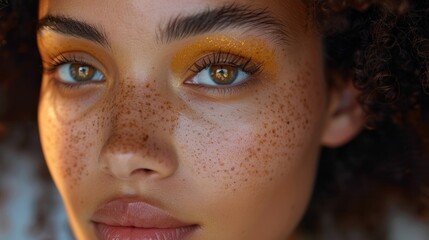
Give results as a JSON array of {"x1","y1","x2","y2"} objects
[
  {"x1": 98, "y1": 78, "x2": 179, "y2": 180},
  {"x1": 113, "y1": 79, "x2": 176, "y2": 131}
]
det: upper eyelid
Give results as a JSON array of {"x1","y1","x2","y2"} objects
[
  {"x1": 43, "y1": 55, "x2": 91, "y2": 73},
  {"x1": 43, "y1": 52, "x2": 106, "y2": 75},
  {"x1": 188, "y1": 52, "x2": 262, "y2": 73}
]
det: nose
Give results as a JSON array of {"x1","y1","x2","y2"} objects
[
  {"x1": 99, "y1": 132, "x2": 178, "y2": 180},
  {"x1": 98, "y1": 80, "x2": 179, "y2": 181}
]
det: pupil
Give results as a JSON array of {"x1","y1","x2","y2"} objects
[
  {"x1": 210, "y1": 65, "x2": 238, "y2": 85},
  {"x1": 79, "y1": 67, "x2": 89, "y2": 76},
  {"x1": 70, "y1": 64, "x2": 95, "y2": 82}
]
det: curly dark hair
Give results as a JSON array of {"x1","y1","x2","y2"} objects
[
  {"x1": 0, "y1": 0, "x2": 40, "y2": 125},
  {"x1": 301, "y1": 0, "x2": 429, "y2": 239},
  {"x1": 0, "y1": 1, "x2": 67, "y2": 238},
  {"x1": 1, "y1": 0, "x2": 428, "y2": 239}
]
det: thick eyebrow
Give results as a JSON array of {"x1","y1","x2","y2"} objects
[
  {"x1": 37, "y1": 15, "x2": 110, "y2": 48},
  {"x1": 157, "y1": 3, "x2": 289, "y2": 45}
]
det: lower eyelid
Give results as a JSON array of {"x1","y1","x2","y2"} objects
[
  {"x1": 49, "y1": 76, "x2": 106, "y2": 93},
  {"x1": 45, "y1": 67, "x2": 106, "y2": 92},
  {"x1": 184, "y1": 75, "x2": 261, "y2": 98}
]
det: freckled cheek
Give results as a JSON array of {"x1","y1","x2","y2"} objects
[
  {"x1": 173, "y1": 107, "x2": 317, "y2": 235},
  {"x1": 43, "y1": 81, "x2": 106, "y2": 122},
  {"x1": 173, "y1": 113, "x2": 296, "y2": 192},
  {"x1": 38, "y1": 96, "x2": 105, "y2": 196},
  {"x1": 172, "y1": 70, "x2": 325, "y2": 193}
]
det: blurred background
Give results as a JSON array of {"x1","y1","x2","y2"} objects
[{"x1": 0, "y1": 1, "x2": 72, "y2": 239}]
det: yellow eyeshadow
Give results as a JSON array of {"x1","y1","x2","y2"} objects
[{"x1": 171, "y1": 35, "x2": 278, "y2": 78}]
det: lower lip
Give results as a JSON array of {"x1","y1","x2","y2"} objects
[{"x1": 94, "y1": 223, "x2": 197, "y2": 240}]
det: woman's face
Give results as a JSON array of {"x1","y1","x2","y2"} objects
[{"x1": 37, "y1": 0, "x2": 328, "y2": 239}]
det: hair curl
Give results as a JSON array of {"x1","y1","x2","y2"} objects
[{"x1": 301, "y1": 0, "x2": 429, "y2": 239}]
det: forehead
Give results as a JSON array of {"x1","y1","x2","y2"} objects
[{"x1": 38, "y1": 0, "x2": 310, "y2": 39}]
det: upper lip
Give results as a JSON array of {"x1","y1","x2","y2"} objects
[{"x1": 91, "y1": 198, "x2": 192, "y2": 228}]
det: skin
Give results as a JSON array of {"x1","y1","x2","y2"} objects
[{"x1": 37, "y1": 0, "x2": 361, "y2": 239}]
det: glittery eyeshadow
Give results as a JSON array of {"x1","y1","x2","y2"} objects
[{"x1": 171, "y1": 35, "x2": 278, "y2": 79}]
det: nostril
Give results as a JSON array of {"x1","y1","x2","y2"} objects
[{"x1": 131, "y1": 168, "x2": 155, "y2": 176}]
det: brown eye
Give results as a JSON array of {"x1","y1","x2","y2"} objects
[
  {"x1": 209, "y1": 65, "x2": 238, "y2": 85},
  {"x1": 55, "y1": 62, "x2": 105, "y2": 83},
  {"x1": 70, "y1": 63, "x2": 96, "y2": 82},
  {"x1": 186, "y1": 64, "x2": 250, "y2": 87}
]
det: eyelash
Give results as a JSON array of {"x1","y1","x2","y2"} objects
[
  {"x1": 43, "y1": 51, "x2": 264, "y2": 95},
  {"x1": 45, "y1": 54, "x2": 87, "y2": 73},
  {"x1": 43, "y1": 54, "x2": 101, "y2": 89},
  {"x1": 190, "y1": 51, "x2": 262, "y2": 74},
  {"x1": 187, "y1": 51, "x2": 263, "y2": 96}
]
